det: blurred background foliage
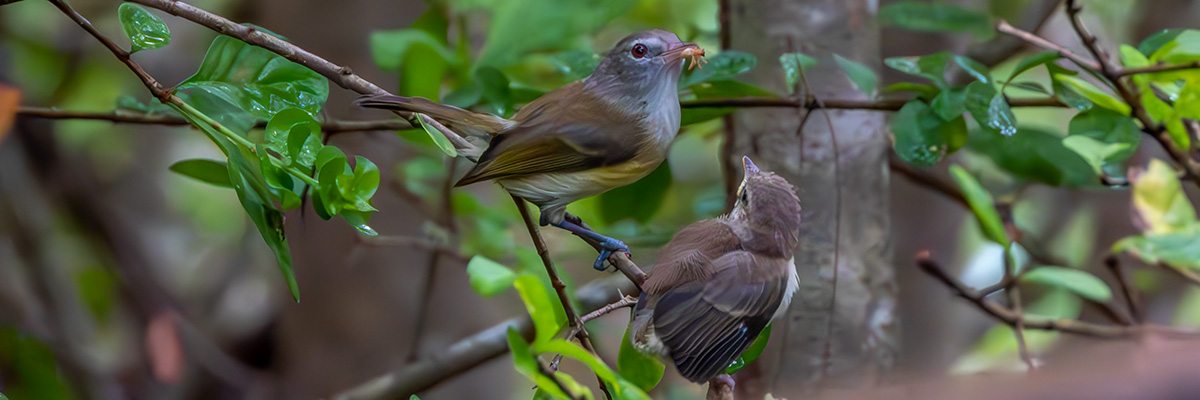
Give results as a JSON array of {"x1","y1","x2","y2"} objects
[{"x1": 4, "y1": 0, "x2": 1200, "y2": 398}]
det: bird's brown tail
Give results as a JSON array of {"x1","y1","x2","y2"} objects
[{"x1": 354, "y1": 94, "x2": 511, "y2": 138}]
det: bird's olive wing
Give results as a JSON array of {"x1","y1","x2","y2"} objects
[
  {"x1": 454, "y1": 119, "x2": 638, "y2": 186},
  {"x1": 651, "y1": 251, "x2": 787, "y2": 383}
]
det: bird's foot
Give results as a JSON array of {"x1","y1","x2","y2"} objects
[{"x1": 592, "y1": 237, "x2": 630, "y2": 271}]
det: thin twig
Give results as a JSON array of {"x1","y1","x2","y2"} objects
[
  {"x1": 915, "y1": 251, "x2": 1200, "y2": 339},
  {"x1": 995, "y1": 20, "x2": 1102, "y2": 72},
  {"x1": 1118, "y1": 61, "x2": 1200, "y2": 77},
  {"x1": 1106, "y1": 256, "x2": 1142, "y2": 324},
  {"x1": 1004, "y1": 249, "x2": 1037, "y2": 370},
  {"x1": 550, "y1": 295, "x2": 638, "y2": 372},
  {"x1": 510, "y1": 196, "x2": 612, "y2": 400}
]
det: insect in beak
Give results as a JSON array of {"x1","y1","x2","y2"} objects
[{"x1": 665, "y1": 43, "x2": 707, "y2": 70}]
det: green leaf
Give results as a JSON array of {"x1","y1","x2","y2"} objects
[
  {"x1": 265, "y1": 108, "x2": 322, "y2": 168},
  {"x1": 964, "y1": 81, "x2": 1017, "y2": 136},
  {"x1": 118, "y1": 3, "x2": 170, "y2": 53},
  {"x1": 1131, "y1": 159, "x2": 1196, "y2": 234},
  {"x1": 1119, "y1": 44, "x2": 1151, "y2": 70},
  {"x1": 1053, "y1": 74, "x2": 1130, "y2": 115},
  {"x1": 369, "y1": 29, "x2": 456, "y2": 71},
  {"x1": 1021, "y1": 266, "x2": 1113, "y2": 302},
  {"x1": 1114, "y1": 227, "x2": 1200, "y2": 269},
  {"x1": 949, "y1": 165, "x2": 1009, "y2": 244},
  {"x1": 879, "y1": 1, "x2": 994, "y2": 39},
  {"x1": 177, "y1": 33, "x2": 329, "y2": 124},
  {"x1": 513, "y1": 273, "x2": 565, "y2": 344},
  {"x1": 681, "y1": 50, "x2": 757, "y2": 87},
  {"x1": 0, "y1": 329, "x2": 76, "y2": 400},
  {"x1": 953, "y1": 55, "x2": 991, "y2": 84},
  {"x1": 1138, "y1": 29, "x2": 1185, "y2": 56},
  {"x1": 833, "y1": 54, "x2": 877, "y2": 96},
  {"x1": 885, "y1": 52, "x2": 952, "y2": 88},
  {"x1": 533, "y1": 339, "x2": 650, "y2": 400},
  {"x1": 1007, "y1": 81, "x2": 1050, "y2": 95},
  {"x1": 475, "y1": 0, "x2": 634, "y2": 67},
  {"x1": 725, "y1": 325, "x2": 771, "y2": 375},
  {"x1": 173, "y1": 103, "x2": 300, "y2": 302},
  {"x1": 779, "y1": 52, "x2": 818, "y2": 94},
  {"x1": 1005, "y1": 51, "x2": 1059, "y2": 84},
  {"x1": 507, "y1": 328, "x2": 572, "y2": 399},
  {"x1": 599, "y1": 162, "x2": 671, "y2": 224},
  {"x1": 882, "y1": 82, "x2": 940, "y2": 99},
  {"x1": 1067, "y1": 108, "x2": 1141, "y2": 177},
  {"x1": 351, "y1": 156, "x2": 380, "y2": 202},
  {"x1": 1150, "y1": 30, "x2": 1200, "y2": 63},
  {"x1": 169, "y1": 159, "x2": 232, "y2": 188},
  {"x1": 1048, "y1": 64, "x2": 1093, "y2": 111},
  {"x1": 1061, "y1": 136, "x2": 1131, "y2": 178},
  {"x1": 618, "y1": 324, "x2": 664, "y2": 392},
  {"x1": 890, "y1": 100, "x2": 966, "y2": 166},
  {"x1": 467, "y1": 256, "x2": 517, "y2": 297},
  {"x1": 475, "y1": 66, "x2": 513, "y2": 116},
  {"x1": 967, "y1": 127, "x2": 1096, "y2": 187},
  {"x1": 551, "y1": 50, "x2": 601, "y2": 80},
  {"x1": 416, "y1": 115, "x2": 458, "y2": 158},
  {"x1": 930, "y1": 87, "x2": 966, "y2": 121}
]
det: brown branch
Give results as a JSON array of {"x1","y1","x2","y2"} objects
[
  {"x1": 48, "y1": 0, "x2": 169, "y2": 101},
  {"x1": 17, "y1": 106, "x2": 413, "y2": 132},
  {"x1": 1106, "y1": 256, "x2": 1143, "y2": 324},
  {"x1": 1118, "y1": 61, "x2": 1200, "y2": 77},
  {"x1": 995, "y1": 20, "x2": 1102, "y2": 72},
  {"x1": 332, "y1": 275, "x2": 636, "y2": 400},
  {"x1": 550, "y1": 295, "x2": 638, "y2": 371},
  {"x1": 916, "y1": 252, "x2": 1200, "y2": 339},
  {"x1": 510, "y1": 196, "x2": 611, "y2": 400},
  {"x1": 952, "y1": 0, "x2": 1063, "y2": 84}
]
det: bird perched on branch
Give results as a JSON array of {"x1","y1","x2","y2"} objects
[
  {"x1": 630, "y1": 156, "x2": 801, "y2": 384},
  {"x1": 357, "y1": 30, "x2": 704, "y2": 270}
]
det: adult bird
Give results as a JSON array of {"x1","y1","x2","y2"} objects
[
  {"x1": 630, "y1": 156, "x2": 802, "y2": 384},
  {"x1": 357, "y1": 30, "x2": 704, "y2": 269}
]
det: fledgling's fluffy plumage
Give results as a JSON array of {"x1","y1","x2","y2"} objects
[{"x1": 631, "y1": 156, "x2": 802, "y2": 383}]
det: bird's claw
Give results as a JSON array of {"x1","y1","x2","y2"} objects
[{"x1": 592, "y1": 238, "x2": 630, "y2": 271}]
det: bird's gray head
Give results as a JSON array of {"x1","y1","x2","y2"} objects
[
  {"x1": 731, "y1": 156, "x2": 802, "y2": 257},
  {"x1": 585, "y1": 30, "x2": 703, "y2": 107}
]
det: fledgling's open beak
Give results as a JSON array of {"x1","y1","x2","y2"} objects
[{"x1": 663, "y1": 42, "x2": 705, "y2": 70}]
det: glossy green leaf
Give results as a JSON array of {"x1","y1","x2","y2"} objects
[
  {"x1": 879, "y1": 1, "x2": 994, "y2": 39},
  {"x1": 1005, "y1": 51, "x2": 1059, "y2": 84},
  {"x1": 265, "y1": 108, "x2": 322, "y2": 168},
  {"x1": 351, "y1": 156, "x2": 380, "y2": 203},
  {"x1": 1061, "y1": 136, "x2": 1131, "y2": 178},
  {"x1": 599, "y1": 162, "x2": 671, "y2": 224},
  {"x1": 173, "y1": 103, "x2": 300, "y2": 302},
  {"x1": 883, "y1": 82, "x2": 940, "y2": 99},
  {"x1": 369, "y1": 29, "x2": 456, "y2": 71},
  {"x1": 1114, "y1": 227, "x2": 1200, "y2": 269},
  {"x1": 118, "y1": 3, "x2": 170, "y2": 53},
  {"x1": 1132, "y1": 159, "x2": 1196, "y2": 234},
  {"x1": 967, "y1": 127, "x2": 1095, "y2": 187},
  {"x1": 177, "y1": 33, "x2": 329, "y2": 123},
  {"x1": 681, "y1": 50, "x2": 756, "y2": 87},
  {"x1": 513, "y1": 273, "x2": 565, "y2": 344},
  {"x1": 1021, "y1": 266, "x2": 1113, "y2": 302},
  {"x1": 834, "y1": 54, "x2": 877, "y2": 96},
  {"x1": 891, "y1": 100, "x2": 966, "y2": 166},
  {"x1": 476, "y1": 66, "x2": 512, "y2": 116},
  {"x1": 953, "y1": 55, "x2": 991, "y2": 84},
  {"x1": 1066, "y1": 108, "x2": 1141, "y2": 176},
  {"x1": 725, "y1": 324, "x2": 771, "y2": 375},
  {"x1": 949, "y1": 165, "x2": 1009, "y2": 244},
  {"x1": 1007, "y1": 81, "x2": 1050, "y2": 95},
  {"x1": 618, "y1": 324, "x2": 664, "y2": 392},
  {"x1": 1053, "y1": 74, "x2": 1129, "y2": 115},
  {"x1": 885, "y1": 52, "x2": 952, "y2": 88},
  {"x1": 930, "y1": 87, "x2": 966, "y2": 121},
  {"x1": 964, "y1": 81, "x2": 1017, "y2": 136},
  {"x1": 507, "y1": 328, "x2": 572, "y2": 399},
  {"x1": 1138, "y1": 29, "x2": 1185, "y2": 56},
  {"x1": 169, "y1": 159, "x2": 232, "y2": 188},
  {"x1": 467, "y1": 256, "x2": 517, "y2": 297},
  {"x1": 533, "y1": 339, "x2": 650, "y2": 400},
  {"x1": 1150, "y1": 30, "x2": 1200, "y2": 63},
  {"x1": 1048, "y1": 64, "x2": 1093, "y2": 111},
  {"x1": 416, "y1": 115, "x2": 458, "y2": 158},
  {"x1": 690, "y1": 79, "x2": 776, "y2": 98},
  {"x1": 779, "y1": 52, "x2": 818, "y2": 93},
  {"x1": 1119, "y1": 44, "x2": 1151, "y2": 70}
]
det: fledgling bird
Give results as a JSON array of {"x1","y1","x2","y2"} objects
[
  {"x1": 631, "y1": 156, "x2": 801, "y2": 384},
  {"x1": 357, "y1": 30, "x2": 705, "y2": 269}
]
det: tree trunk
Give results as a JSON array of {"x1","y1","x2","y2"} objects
[{"x1": 724, "y1": 0, "x2": 896, "y2": 396}]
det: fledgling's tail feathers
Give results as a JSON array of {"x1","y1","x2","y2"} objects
[{"x1": 355, "y1": 94, "x2": 512, "y2": 138}]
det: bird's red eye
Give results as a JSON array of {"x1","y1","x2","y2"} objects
[{"x1": 631, "y1": 43, "x2": 648, "y2": 59}]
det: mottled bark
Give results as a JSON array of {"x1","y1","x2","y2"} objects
[{"x1": 724, "y1": 0, "x2": 896, "y2": 396}]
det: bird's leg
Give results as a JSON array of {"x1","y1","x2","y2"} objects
[
  {"x1": 705, "y1": 374, "x2": 735, "y2": 400},
  {"x1": 551, "y1": 218, "x2": 629, "y2": 271}
]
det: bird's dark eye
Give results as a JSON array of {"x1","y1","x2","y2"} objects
[
  {"x1": 631, "y1": 43, "x2": 648, "y2": 59},
  {"x1": 740, "y1": 190, "x2": 749, "y2": 203}
]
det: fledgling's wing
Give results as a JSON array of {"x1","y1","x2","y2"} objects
[
  {"x1": 455, "y1": 83, "x2": 641, "y2": 186},
  {"x1": 641, "y1": 219, "x2": 741, "y2": 294},
  {"x1": 650, "y1": 251, "x2": 791, "y2": 383}
]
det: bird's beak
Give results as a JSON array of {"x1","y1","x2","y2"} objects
[
  {"x1": 663, "y1": 42, "x2": 705, "y2": 69},
  {"x1": 742, "y1": 156, "x2": 760, "y2": 174}
]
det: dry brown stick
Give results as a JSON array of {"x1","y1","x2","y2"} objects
[
  {"x1": 550, "y1": 295, "x2": 638, "y2": 371},
  {"x1": 1004, "y1": 251, "x2": 1037, "y2": 370},
  {"x1": 1106, "y1": 256, "x2": 1143, "y2": 324},
  {"x1": 17, "y1": 106, "x2": 413, "y2": 132},
  {"x1": 995, "y1": 20, "x2": 1102, "y2": 72},
  {"x1": 510, "y1": 195, "x2": 612, "y2": 400},
  {"x1": 916, "y1": 252, "x2": 1200, "y2": 339},
  {"x1": 1118, "y1": 61, "x2": 1200, "y2": 77}
]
